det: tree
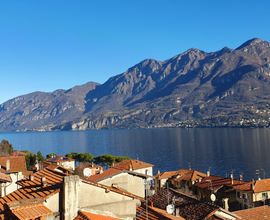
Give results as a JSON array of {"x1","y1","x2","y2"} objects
[
  {"x1": 0, "y1": 139, "x2": 14, "y2": 156},
  {"x1": 65, "y1": 152, "x2": 79, "y2": 160},
  {"x1": 36, "y1": 151, "x2": 45, "y2": 162},
  {"x1": 94, "y1": 154, "x2": 130, "y2": 168},
  {"x1": 46, "y1": 153, "x2": 58, "y2": 159},
  {"x1": 77, "y1": 153, "x2": 94, "y2": 163}
]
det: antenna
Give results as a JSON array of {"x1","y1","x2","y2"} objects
[
  {"x1": 262, "y1": 195, "x2": 267, "y2": 217},
  {"x1": 261, "y1": 169, "x2": 266, "y2": 179},
  {"x1": 166, "y1": 204, "x2": 174, "y2": 214},
  {"x1": 83, "y1": 168, "x2": 92, "y2": 178}
]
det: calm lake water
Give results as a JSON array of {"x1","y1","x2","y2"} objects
[{"x1": 0, "y1": 128, "x2": 269, "y2": 182}]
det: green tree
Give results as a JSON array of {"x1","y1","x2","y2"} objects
[
  {"x1": 94, "y1": 154, "x2": 131, "y2": 168},
  {"x1": 77, "y1": 153, "x2": 94, "y2": 163},
  {"x1": 46, "y1": 153, "x2": 58, "y2": 159},
  {"x1": 36, "y1": 151, "x2": 45, "y2": 162},
  {"x1": 65, "y1": 152, "x2": 79, "y2": 160},
  {"x1": 0, "y1": 139, "x2": 14, "y2": 156}
]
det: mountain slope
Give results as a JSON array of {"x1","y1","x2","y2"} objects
[{"x1": 1, "y1": 38, "x2": 270, "y2": 131}]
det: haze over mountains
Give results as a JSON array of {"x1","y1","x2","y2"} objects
[{"x1": 1, "y1": 38, "x2": 270, "y2": 131}]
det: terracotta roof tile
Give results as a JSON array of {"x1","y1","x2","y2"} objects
[
  {"x1": 233, "y1": 205, "x2": 270, "y2": 219},
  {"x1": 9, "y1": 202, "x2": 53, "y2": 219},
  {"x1": 0, "y1": 156, "x2": 27, "y2": 172},
  {"x1": 114, "y1": 159, "x2": 153, "y2": 171},
  {"x1": 136, "y1": 204, "x2": 185, "y2": 220},
  {"x1": 233, "y1": 178, "x2": 270, "y2": 193},
  {"x1": 195, "y1": 175, "x2": 248, "y2": 192},
  {"x1": 154, "y1": 171, "x2": 178, "y2": 180},
  {"x1": 0, "y1": 166, "x2": 69, "y2": 213},
  {"x1": 85, "y1": 167, "x2": 122, "y2": 182},
  {"x1": 148, "y1": 188, "x2": 219, "y2": 220},
  {"x1": 74, "y1": 210, "x2": 121, "y2": 220},
  {"x1": 0, "y1": 172, "x2": 12, "y2": 182},
  {"x1": 174, "y1": 170, "x2": 207, "y2": 182}
]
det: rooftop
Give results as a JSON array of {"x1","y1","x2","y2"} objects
[
  {"x1": 148, "y1": 188, "x2": 219, "y2": 220},
  {"x1": 0, "y1": 172, "x2": 12, "y2": 182},
  {"x1": 0, "y1": 156, "x2": 27, "y2": 173},
  {"x1": 114, "y1": 159, "x2": 154, "y2": 171},
  {"x1": 0, "y1": 166, "x2": 70, "y2": 213},
  {"x1": 233, "y1": 178, "x2": 270, "y2": 193},
  {"x1": 136, "y1": 204, "x2": 185, "y2": 220},
  {"x1": 7, "y1": 199, "x2": 53, "y2": 220},
  {"x1": 195, "y1": 175, "x2": 248, "y2": 192},
  {"x1": 86, "y1": 167, "x2": 122, "y2": 182},
  {"x1": 46, "y1": 155, "x2": 75, "y2": 163},
  {"x1": 174, "y1": 170, "x2": 207, "y2": 182},
  {"x1": 233, "y1": 205, "x2": 270, "y2": 219},
  {"x1": 154, "y1": 171, "x2": 179, "y2": 180}
]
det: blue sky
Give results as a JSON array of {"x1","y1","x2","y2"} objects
[{"x1": 0, "y1": 1, "x2": 270, "y2": 104}]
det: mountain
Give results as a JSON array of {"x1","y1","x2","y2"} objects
[{"x1": 1, "y1": 38, "x2": 270, "y2": 131}]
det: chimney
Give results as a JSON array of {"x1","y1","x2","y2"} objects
[
  {"x1": 41, "y1": 176, "x2": 47, "y2": 187},
  {"x1": 29, "y1": 174, "x2": 34, "y2": 181},
  {"x1": 151, "y1": 202, "x2": 153, "y2": 208},
  {"x1": 239, "y1": 174, "x2": 243, "y2": 181},
  {"x1": 230, "y1": 174, "x2": 233, "y2": 185},
  {"x1": 175, "y1": 208, "x2": 180, "y2": 217},
  {"x1": 100, "y1": 169, "x2": 103, "y2": 174},
  {"x1": 129, "y1": 165, "x2": 132, "y2": 171},
  {"x1": 63, "y1": 176, "x2": 79, "y2": 219},
  {"x1": 251, "y1": 182, "x2": 255, "y2": 191},
  {"x1": 207, "y1": 171, "x2": 210, "y2": 177},
  {"x1": 157, "y1": 170, "x2": 160, "y2": 174},
  {"x1": 6, "y1": 160, "x2": 10, "y2": 171},
  {"x1": 223, "y1": 198, "x2": 229, "y2": 211},
  {"x1": 91, "y1": 162, "x2": 94, "y2": 167}
]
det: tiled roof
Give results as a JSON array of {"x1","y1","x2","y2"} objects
[
  {"x1": 136, "y1": 204, "x2": 185, "y2": 220},
  {"x1": 74, "y1": 210, "x2": 121, "y2": 220},
  {"x1": 154, "y1": 171, "x2": 178, "y2": 180},
  {"x1": 8, "y1": 200, "x2": 53, "y2": 220},
  {"x1": 148, "y1": 188, "x2": 219, "y2": 220},
  {"x1": 233, "y1": 205, "x2": 270, "y2": 219},
  {"x1": 0, "y1": 156, "x2": 27, "y2": 172},
  {"x1": 253, "y1": 179, "x2": 270, "y2": 193},
  {"x1": 46, "y1": 155, "x2": 75, "y2": 163},
  {"x1": 0, "y1": 166, "x2": 70, "y2": 213},
  {"x1": 22, "y1": 170, "x2": 34, "y2": 177},
  {"x1": 85, "y1": 167, "x2": 122, "y2": 182},
  {"x1": 174, "y1": 170, "x2": 207, "y2": 182},
  {"x1": 195, "y1": 175, "x2": 248, "y2": 192},
  {"x1": 232, "y1": 182, "x2": 254, "y2": 192},
  {"x1": 13, "y1": 151, "x2": 27, "y2": 157},
  {"x1": 0, "y1": 172, "x2": 12, "y2": 182},
  {"x1": 114, "y1": 159, "x2": 154, "y2": 171},
  {"x1": 233, "y1": 178, "x2": 270, "y2": 193}
]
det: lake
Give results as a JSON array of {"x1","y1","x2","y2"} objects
[{"x1": 0, "y1": 128, "x2": 269, "y2": 182}]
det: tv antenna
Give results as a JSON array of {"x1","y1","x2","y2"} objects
[
  {"x1": 83, "y1": 168, "x2": 92, "y2": 178},
  {"x1": 166, "y1": 196, "x2": 183, "y2": 216}
]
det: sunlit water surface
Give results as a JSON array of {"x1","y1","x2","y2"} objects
[{"x1": 1, "y1": 128, "x2": 269, "y2": 181}]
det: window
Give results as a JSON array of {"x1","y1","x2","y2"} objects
[
  {"x1": 262, "y1": 192, "x2": 268, "y2": 199},
  {"x1": 237, "y1": 191, "x2": 242, "y2": 198}
]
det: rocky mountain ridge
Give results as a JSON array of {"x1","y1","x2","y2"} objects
[{"x1": 1, "y1": 38, "x2": 270, "y2": 131}]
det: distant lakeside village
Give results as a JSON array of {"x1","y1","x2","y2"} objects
[{"x1": 0, "y1": 140, "x2": 269, "y2": 219}]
